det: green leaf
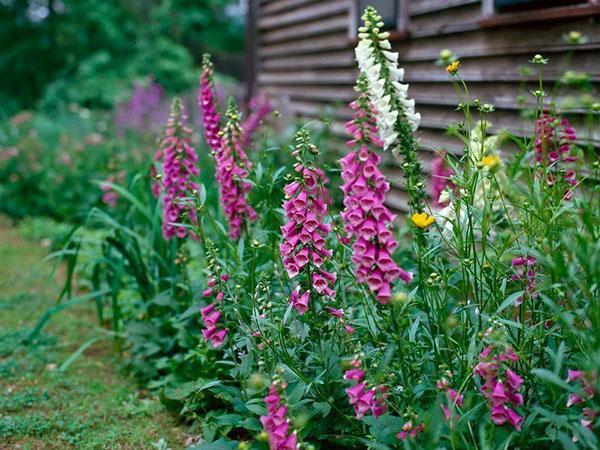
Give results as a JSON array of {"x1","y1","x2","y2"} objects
[
  {"x1": 287, "y1": 381, "x2": 305, "y2": 404},
  {"x1": 188, "y1": 439, "x2": 239, "y2": 450},
  {"x1": 311, "y1": 401, "x2": 331, "y2": 418},
  {"x1": 532, "y1": 368, "x2": 570, "y2": 390},
  {"x1": 58, "y1": 334, "x2": 114, "y2": 372},
  {"x1": 245, "y1": 399, "x2": 267, "y2": 416},
  {"x1": 27, "y1": 289, "x2": 111, "y2": 343},
  {"x1": 496, "y1": 291, "x2": 524, "y2": 314}
]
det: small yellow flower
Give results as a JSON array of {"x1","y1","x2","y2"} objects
[
  {"x1": 411, "y1": 212, "x2": 435, "y2": 228},
  {"x1": 446, "y1": 60, "x2": 460, "y2": 75},
  {"x1": 480, "y1": 154, "x2": 501, "y2": 168}
]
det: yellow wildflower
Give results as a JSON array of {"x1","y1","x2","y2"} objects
[
  {"x1": 446, "y1": 60, "x2": 460, "y2": 75},
  {"x1": 480, "y1": 154, "x2": 501, "y2": 168},
  {"x1": 411, "y1": 212, "x2": 435, "y2": 228}
]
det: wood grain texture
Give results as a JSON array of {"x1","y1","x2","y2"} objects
[{"x1": 256, "y1": 0, "x2": 600, "y2": 210}]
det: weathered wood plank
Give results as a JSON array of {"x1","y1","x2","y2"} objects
[
  {"x1": 259, "y1": 70, "x2": 356, "y2": 85},
  {"x1": 261, "y1": 50, "x2": 355, "y2": 70},
  {"x1": 258, "y1": 0, "x2": 348, "y2": 30},
  {"x1": 410, "y1": 3, "x2": 482, "y2": 32},
  {"x1": 259, "y1": 33, "x2": 350, "y2": 58},
  {"x1": 291, "y1": 104, "x2": 600, "y2": 145},
  {"x1": 260, "y1": 14, "x2": 348, "y2": 44},
  {"x1": 479, "y1": 4, "x2": 600, "y2": 28},
  {"x1": 409, "y1": 0, "x2": 480, "y2": 16},
  {"x1": 263, "y1": 84, "x2": 356, "y2": 102},
  {"x1": 395, "y1": 19, "x2": 600, "y2": 61},
  {"x1": 262, "y1": 0, "x2": 320, "y2": 16},
  {"x1": 259, "y1": 67, "x2": 599, "y2": 85}
]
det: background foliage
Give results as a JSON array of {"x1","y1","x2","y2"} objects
[{"x1": 0, "y1": 0, "x2": 244, "y2": 113}]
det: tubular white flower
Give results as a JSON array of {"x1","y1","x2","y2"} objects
[
  {"x1": 354, "y1": 29, "x2": 420, "y2": 155},
  {"x1": 355, "y1": 6, "x2": 426, "y2": 212}
]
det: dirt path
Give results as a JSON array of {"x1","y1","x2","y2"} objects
[{"x1": 0, "y1": 222, "x2": 187, "y2": 449}]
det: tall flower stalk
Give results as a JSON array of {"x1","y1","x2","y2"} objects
[
  {"x1": 158, "y1": 98, "x2": 200, "y2": 240},
  {"x1": 355, "y1": 6, "x2": 425, "y2": 213},
  {"x1": 260, "y1": 379, "x2": 299, "y2": 450},
  {"x1": 535, "y1": 112, "x2": 578, "y2": 200},
  {"x1": 217, "y1": 97, "x2": 258, "y2": 240},
  {"x1": 280, "y1": 129, "x2": 336, "y2": 314},
  {"x1": 199, "y1": 54, "x2": 223, "y2": 157},
  {"x1": 340, "y1": 74, "x2": 412, "y2": 303}
]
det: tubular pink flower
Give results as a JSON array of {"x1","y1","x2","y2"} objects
[
  {"x1": 343, "y1": 358, "x2": 387, "y2": 420},
  {"x1": 437, "y1": 377, "x2": 464, "y2": 422},
  {"x1": 200, "y1": 275, "x2": 229, "y2": 348},
  {"x1": 260, "y1": 382, "x2": 299, "y2": 450},
  {"x1": 396, "y1": 421, "x2": 425, "y2": 441},
  {"x1": 217, "y1": 97, "x2": 258, "y2": 240},
  {"x1": 157, "y1": 98, "x2": 200, "y2": 240},
  {"x1": 340, "y1": 75, "x2": 412, "y2": 303},
  {"x1": 535, "y1": 112, "x2": 578, "y2": 200},
  {"x1": 281, "y1": 129, "x2": 336, "y2": 314},
  {"x1": 198, "y1": 54, "x2": 222, "y2": 157},
  {"x1": 565, "y1": 368, "x2": 598, "y2": 437},
  {"x1": 473, "y1": 345, "x2": 524, "y2": 430},
  {"x1": 429, "y1": 154, "x2": 454, "y2": 207},
  {"x1": 242, "y1": 93, "x2": 272, "y2": 148},
  {"x1": 100, "y1": 170, "x2": 126, "y2": 208},
  {"x1": 511, "y1": 255, "x2": 537, "y2": 305}
]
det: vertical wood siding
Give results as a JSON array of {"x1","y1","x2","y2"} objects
[{"x1": 257, "y1": 0, "x2": 600, "y2": 212}]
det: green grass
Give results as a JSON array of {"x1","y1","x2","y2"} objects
[{"x1": 0, "y1": 218, "x2": 188, "y2": 449}]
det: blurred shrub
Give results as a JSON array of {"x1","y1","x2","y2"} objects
[
  {"x1": 0, "y1": 107, "x2": 152, "y2": 221},
  {"x1": 18, "y1": 216, "x2": 72, "y2": 250}
]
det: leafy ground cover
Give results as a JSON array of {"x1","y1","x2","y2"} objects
[{"x1": 0, "y1": 218, "x2": 188, "y2": 449}]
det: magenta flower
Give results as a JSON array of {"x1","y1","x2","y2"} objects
[
  {"x1": 343, "y1": 358, "x2": 387, "y2": 420},
  {"x1": 198, "y1": 54, "x2": 223, "y2": 157},
  {"x1": 115, "y1": 78, "x2": 165, "y2": 136},
  {"x1": 281, "y1": 129, "x2": 336, "y2": 314},
  {"x1": 289, "y1": 287, "x2": 310, "y2": 315},
  {"x1": 260, "y1": 382, "x2": 299, "y2": 450},
  {"x1": 511, "y1": 255, "x2": 537, "y2": 305},
  {"x1": 100, "y1": 170, "x2": 126, "y2": 208},
  {"x1": 429, "y1": 154, "x2": 454, "y2": 207},
  {"x1": 200, "y1": 272, "x2": 229, "y2": 348},
  {"x1": 437, "y1": 377, "x2": 464, "y2": 423},
  {"x1": 200, "y1": 302, "x2": 228, "y2": 348},
  {"x1": 473, "y1": 345, "x2": 524, "y2": 431},
  {"x1": 340, "y1": 75, "x2": 412, "y2": 304},
  {"x1": 565, "y1": 368, "x2": 598, "y2": 437},
  {"x1": 396, "y1": 421, "x2": 425, "y2": 441},
  {"x1": 535, "y1": 112, "x2": 578, "y2": 200},
  {"x1": 242, "y1": 92, "x2": 272, "y2": 148},
  {"x1": 216, "y1": 97, "x2": 258, "y2": 240},
  {"x1": 157, "y1": 98, "x2": 200, "y2": 240}
]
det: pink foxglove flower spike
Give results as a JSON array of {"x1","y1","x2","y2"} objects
[
  {"x1": 340, "y1": 74, "x2": 412, "y2": 303},
  {"x1": 343, "y1": 357, "x2": 388, "y2": 420},
  {"x1": 199, "y1": 54, "x2": 223, "y2": 157},
  {"x1": 157, "y1": 98, "x2": 200, "y2": 240},
  {"x1": 474, "y1": 344, "x2": 524, "y2": 431},
  {"x1": 535, "y1": 112, "x2": 578, "y2": 200},
  {"x1": 281, "y1": 129, "x2": 336, "y2": 314},
  {"x1": 216, "y1": 97, "x2": 258, "y2": 240},
  {"x1": 260, "y1": 380, "x2": 299, "y2": 450}
]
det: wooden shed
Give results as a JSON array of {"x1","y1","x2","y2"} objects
[{"x1": 248, "y1": 0, "x2": 600, "y2": 212}]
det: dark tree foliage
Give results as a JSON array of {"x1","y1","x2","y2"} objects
[{"x1": 0, "y1": 0, "x2": 244, "y2": 112}]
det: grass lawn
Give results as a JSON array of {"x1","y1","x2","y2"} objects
[{"x1": 0, "y1": 220, "x2": 188, "y2": 449}]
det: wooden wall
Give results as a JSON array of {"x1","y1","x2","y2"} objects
[{"x1": 256, "y1": 0, "x2": 600, "y2": 212}]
